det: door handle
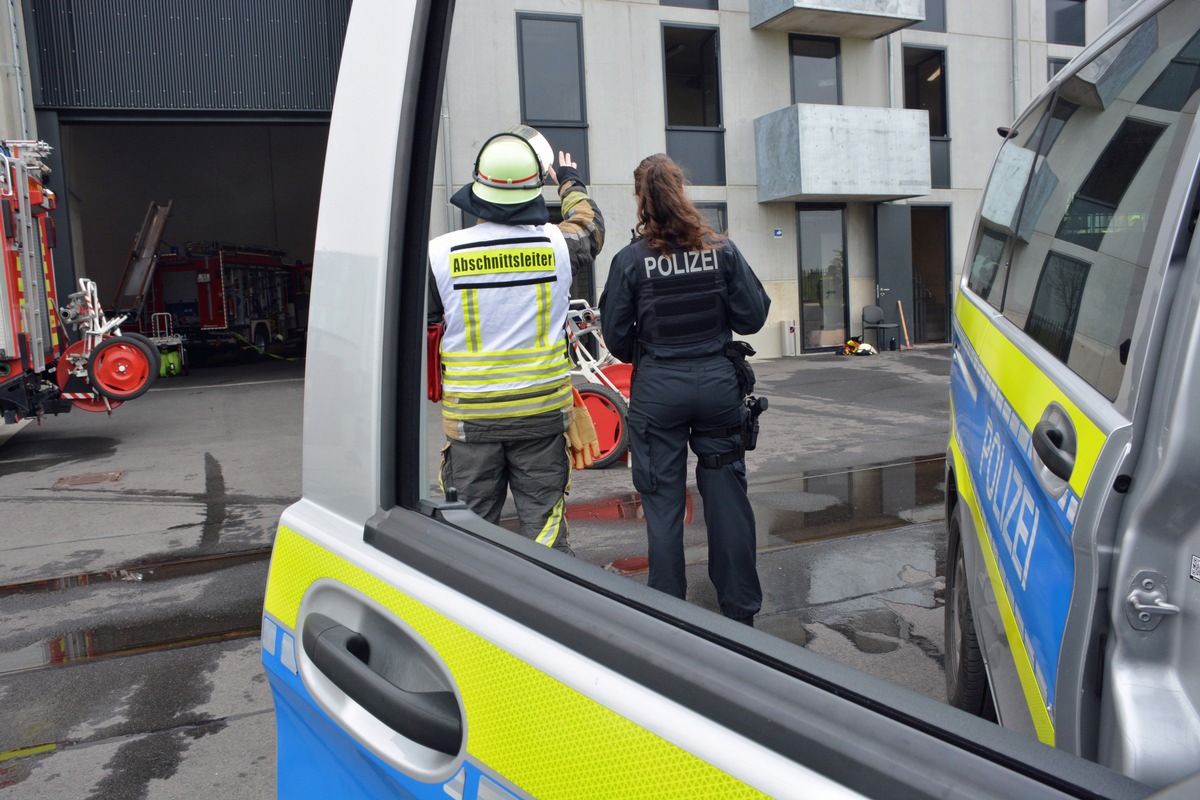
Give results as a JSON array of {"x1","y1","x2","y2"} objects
[
  {"x1": 1033, "y1": 419, "x2": 1075, "y2": 481},
  {"x1": 302, "y1": 613, "x2": 462, "y2": 755}
]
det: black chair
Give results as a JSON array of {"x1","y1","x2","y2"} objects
[{"x1": 862, "y1": 305, "x2": 899, "y2": 350}]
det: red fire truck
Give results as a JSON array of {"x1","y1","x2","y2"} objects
[
  {"x1": 0, "y1": 141, "x2": 156, "y2": 425},
  {"x1": 147, "y1": 242, "x2": 311, "y2": 362},
  {"x1": 113, "y1": 204, "x2": 312, "y2": 364}
]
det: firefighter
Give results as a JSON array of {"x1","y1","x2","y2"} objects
[
  {"x1": 599, "y1": 153, "x2": 770, "y2": 624},
  {"x1": 428, "y1": 126, "x2": 605, "y2": 552}
]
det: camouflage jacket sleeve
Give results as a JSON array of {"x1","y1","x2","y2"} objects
[{"x1": 554, "y1": 166, "x2": 605, "y2": 278}]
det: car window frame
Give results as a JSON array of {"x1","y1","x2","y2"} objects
[{"x1": 367, "y1": 0, "x2": 1183, "y2": 796}]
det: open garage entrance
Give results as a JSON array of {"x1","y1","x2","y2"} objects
[
  {"x1": 62, "y1": 123, "x2": 327, "y2": 299},
  {"x1": 23, "y1": 0, "x2": 350, "y2": 369}
]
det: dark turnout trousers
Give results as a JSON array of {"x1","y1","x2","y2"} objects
[
  {"x1": 440, "y1": 432, "x2": 572, "y2": 553},
  {"x1": 627, "y1": 355, "x2": 761, "y2": 622}
]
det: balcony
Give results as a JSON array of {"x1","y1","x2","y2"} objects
[
  {"x1": 749, "y1": 0, "x2": 925, "y2": 39},
  {"x1": 754, "y1": 104, "x2": 931, "y2": 203}
]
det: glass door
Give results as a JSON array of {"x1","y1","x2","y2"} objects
[{"x1": 797, "y1": 206, "x2": 848, "y2": 352}]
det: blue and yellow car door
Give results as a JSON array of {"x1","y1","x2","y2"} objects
[
  {"x1": 950, "y1": 290, "x2": 1130, "y2": 746},
  {"x1": 949, "y1": 0, "x2": 1200, "y2": 758}
]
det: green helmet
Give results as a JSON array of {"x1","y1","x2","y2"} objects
[{"x1": 471, "y1": 128, "x2": 550, "y2": 205}]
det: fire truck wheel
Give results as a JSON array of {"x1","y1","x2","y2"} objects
[
  {"x1": 87, "y1": 336, "x2": 155, "y2": 401},
  {"x1": 575, "y1": 383, "x2": 629, "y2": 469},
  {"x1": 55, "y1": 339, "x2": 124, "y2": 412},
  {"x1": 120, "y1": 332, "x2": 162, "y2": 377}
]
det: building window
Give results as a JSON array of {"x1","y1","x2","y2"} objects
[
  {"x1": 1048, "y1": 57, "x2": 1070, "y2": 82},
  {"x1": 911, "y1": 0, "x2": 946, "y2": 32},
  {"x1": 517, "y1": 13, "x2": 589, "y2": 183},
  {"x1": 1054, "y1": 118, "x2": 1165, "y2": 251},
  {"x1": 695, "y1": 202, "x2": 727, "y2": 234},
  {"x1": 661, "y1": 0, "x2": 718, "y2": 8},
  {"x1": 790, "y1": 35, "x2": 840, "y2": 106},
  {"x1": 663, "y1": 24, "x2": 725, "y2": 185},
  {"x1": 1046, "y1": 0, "x2": 1085, "y2": 47},
  {"x1": 1138, "y1": 30, "x2": 1200, "y2": 112},
  {"x1": 1025, "y1": 252, "x2": 1090, "y2": 362},
  {"x1": 797, "y1": 206, "x2": 847, "y2": 352},
  {"x1": 904, "y1": 47, "x2": 949, "y2": 188}
]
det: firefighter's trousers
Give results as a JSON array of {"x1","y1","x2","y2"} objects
[
  {"x1": 440, "y1": 433, "x2": 572, "y2": 553},
  {"x1": 627, "y1": 355, "x2": 762, "y2": 622}
]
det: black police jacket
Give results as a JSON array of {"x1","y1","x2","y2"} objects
[{"x1": 599, "y1": 237, "x2": 770, "y2": 362}]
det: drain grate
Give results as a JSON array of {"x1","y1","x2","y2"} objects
[{"x1": 51, "y1": 471, "x2": 123, "y2": 489}]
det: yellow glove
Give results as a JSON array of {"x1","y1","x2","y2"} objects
[{"x1": 567, "y1": 388, "x2": 602, "y2": 469}]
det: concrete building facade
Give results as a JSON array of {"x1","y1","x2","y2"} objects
[
  {"x1": 0, "y1": 1, "x2": 1146, "y2": 356},
  {"x1": 434, "y1": 0, "x2": 1144, "y2": 357}
]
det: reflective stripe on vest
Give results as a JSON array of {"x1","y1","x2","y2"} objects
[{"x1": 430, "y1": 221, "x2": 573, "y2": 420}]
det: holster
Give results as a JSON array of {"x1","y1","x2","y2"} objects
[
  {"x1": 742, "y1": 395, "x2": 768, "y2": 452},
  {"x1": 693, "y1": 343, "x2": 768, "y2": 466},
  {"x1": 724, "y1": 341, "x2": 757, "y2": 396}
]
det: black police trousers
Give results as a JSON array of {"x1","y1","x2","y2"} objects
[{"x1": 627, "y1": 354, "x2": 762, "y2": 622}]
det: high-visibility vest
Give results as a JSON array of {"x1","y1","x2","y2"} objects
[{"x1": 429, "y1": 221, "x2": 573, "y2": 421}]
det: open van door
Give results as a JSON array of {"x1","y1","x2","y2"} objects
[{"x1": 261, "y1": 0, "x2": 1198, "y2": 797}]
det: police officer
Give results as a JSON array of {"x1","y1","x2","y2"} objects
[
  {"x1": 429, "y1": 126, "x2": 605, "y2": 552},
  {"x1": 599, "y1": 153, "x2": 770, "y2": 624}
]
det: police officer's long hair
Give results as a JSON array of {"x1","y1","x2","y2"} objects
[{"x1": 633, "y1": 154, "x2": 725, "y2": 255}]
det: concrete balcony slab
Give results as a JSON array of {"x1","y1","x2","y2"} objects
[
  {"x1": 749, "y1": 0, "x2": 924, "y2": 39},
  {"x1": 755, "y1": 103, "x2": 931, "y2": 203}
]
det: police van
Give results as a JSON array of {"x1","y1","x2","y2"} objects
[
  {"x1": 262, "y1": 0, "x2": 1199, "y2": 797},
  {"x1": 944, "y1": 0, "x2": 1200, "y2": 789}
]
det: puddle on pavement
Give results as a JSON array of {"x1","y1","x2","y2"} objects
[
  {"x1": 0, "y1": 550, "x2": 270, "y2": 675},
  {"x1": 752, "y1": 454, "x2": 946, "y2": 546},
  {"x1": 0, "y1": 623, "x2": 260, "y2": 676},
  {"x1": 0, "y1": 548, "x2": 271, "y2": 597},
  {"x1": 0, "y1": 436, "x2": 119, "y2": 479},
  {"x1": 565, "y1": 455, "x2": 945, "y2": 574},
  {"x1": 5, "y1": 458, "x2": 945, "y2": 676}
]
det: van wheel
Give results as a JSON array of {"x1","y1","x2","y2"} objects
[{"x1": 945, "y1": 513, "x2": 993, "y2": 718}]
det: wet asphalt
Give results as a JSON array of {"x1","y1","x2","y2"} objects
[{"x1": 0, "y1": 344, "x2": 953, "y2": 798}]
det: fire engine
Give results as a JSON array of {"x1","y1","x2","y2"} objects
[
  {"x1": 112, "y1": 202, "x2": 312, "y2": 365},
  {"x1": 149, "y1": 242, "x2": 311, "y2": 362},
  {"x1": 0, "y1": 140, "x2": 156, "y2": 425}
]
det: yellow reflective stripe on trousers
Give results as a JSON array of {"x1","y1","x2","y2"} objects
[
  {"x1": 263, "y1": 526, "x2": 766, "y2": 799},
  {"x1": 535, "y1": 494, "x2": 566, "y2": 547}
]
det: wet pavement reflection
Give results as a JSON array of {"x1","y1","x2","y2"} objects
[
  {"x1": 562, "y1": 456, "x2": 949, "y2": 701},
  {"x1": 2, "y1": 457, "x2": 948, "y2": 705},
  {"x1": 566, "y1": 454, "x2": 945, "y2": 574},
  {"x1": 0, "y1": 550, "x2": 269, "y2": 676}
]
